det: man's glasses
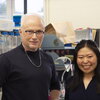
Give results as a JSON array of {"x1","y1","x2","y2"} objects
[{"x1": 24, "y1": 30, "x2": 44, "y2": 36}]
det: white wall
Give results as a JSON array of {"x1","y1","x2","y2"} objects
[{"x1": 45, "y1": 0, "x2": 100, "y2": 29}]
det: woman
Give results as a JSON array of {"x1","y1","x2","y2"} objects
[{"x1": 65, "y1": 40, "x2": 100, "y2": 100}]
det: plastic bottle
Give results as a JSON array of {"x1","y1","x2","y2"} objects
[
  {"x1": 0, "y1": 32, "x2": 3, "y2": 54},
  {"x1": 1, "y1": 31, "x2": 9, "y2": 53},
  {"x1": 8, "y1": 31, "x2": 15, "y2": 50},
  {"x1": 13, "y1": 29, "x2": 21, "y2": 47}
]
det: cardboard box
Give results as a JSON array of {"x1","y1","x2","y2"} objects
[{"x1": 45, "y1": 22, "x2": 76, "y2": 44}]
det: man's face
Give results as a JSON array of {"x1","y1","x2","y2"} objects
[{"x1": 20, "y1": 18, "x2": 45, "y2": 51}]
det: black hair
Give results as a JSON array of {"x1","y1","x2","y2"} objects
[{"x1": 67, "y1": 39, "x2": 100, "y2": 93}]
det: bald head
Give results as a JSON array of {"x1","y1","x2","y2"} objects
[
  {"x1": 21, "y1": 13, "x2": 45, "y2": 28},
  {"x1": 19, "y1": 13, "x2": 45, "y2": 51}
]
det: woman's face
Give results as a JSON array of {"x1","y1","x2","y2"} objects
[{"x1": 77, "y1": 47, "x2": 97, "y2": 75}]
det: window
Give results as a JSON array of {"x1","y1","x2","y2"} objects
[
  {"x1": 0, "y1": 0, "x2": 13, "y2": 19},
  {"x1": 14, "y1": 0, "x2": 44, "y2": 16},
  {"x1": 14, "y1": 0, "x2": 24, "y2": 15},
  {"x1": 0, "y1": 0, "x2": 7, "y2": 18},
  {"x1": 13, "y1": 0, "x2": 44, "y2": 27},
  {"x1": 27, "y1": 0, "x2": 44, "y2": 16}
]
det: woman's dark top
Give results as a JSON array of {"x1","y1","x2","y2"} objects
[{"x1": 65, "y1": 77, "x2": 100, "y2": 100}]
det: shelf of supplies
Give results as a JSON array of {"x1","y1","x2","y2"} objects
[{"x1": 64, "y1": 47, "x2": 75, "y2": 49}]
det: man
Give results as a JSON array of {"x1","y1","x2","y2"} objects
[{"x1": 0, "y1": 14, "x2": 60, "y2": 100}]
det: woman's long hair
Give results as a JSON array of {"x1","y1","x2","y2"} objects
[{"x1": 67, "y1": 40, "x2": 100, "y2": 93}]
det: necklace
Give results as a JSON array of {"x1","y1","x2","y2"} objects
[{"x1": 25, "y1": 51, "x2": 42, "y2": 67}]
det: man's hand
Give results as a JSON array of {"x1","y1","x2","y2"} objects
[{"x1": 50, "y1": 90, "x2": 60, "y2": 100}]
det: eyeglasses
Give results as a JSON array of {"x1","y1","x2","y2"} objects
[{"x1": 24, "y1": 30, "x2": 44, "y2": 36}]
